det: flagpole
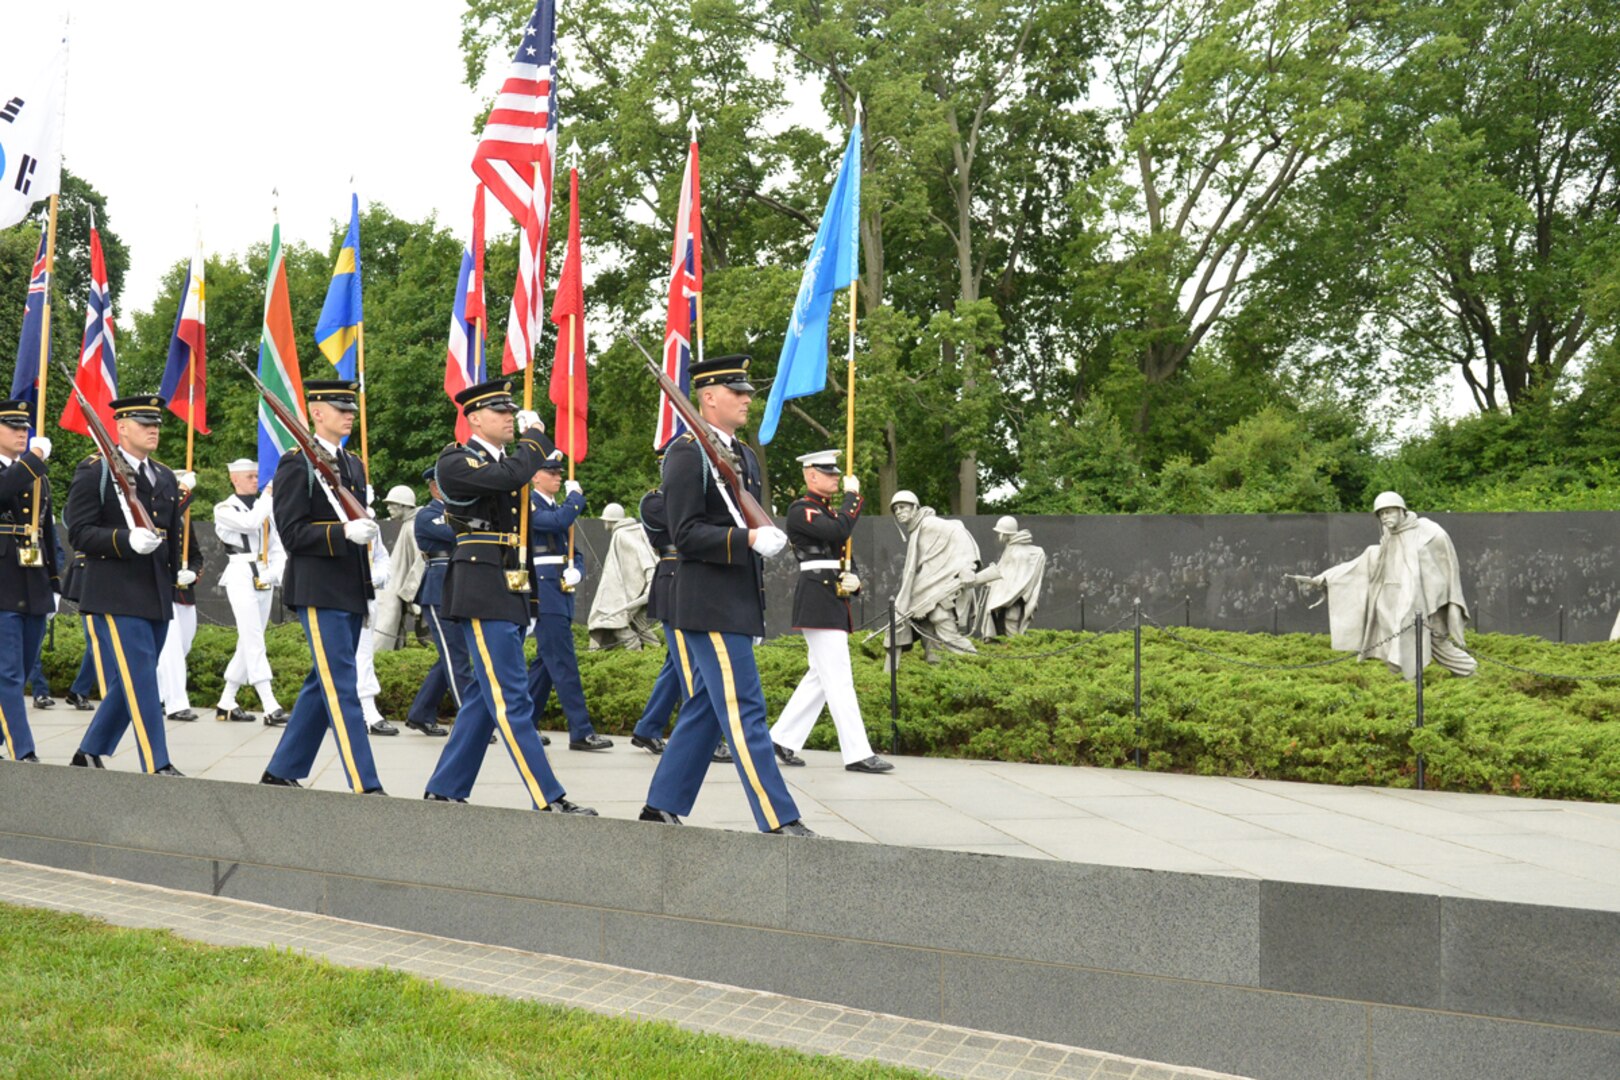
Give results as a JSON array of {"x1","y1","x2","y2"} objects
[
  {"x1": 357, "y1": 323, "x2": 369, "y2": 475},
  {"x1": 182, "y1": 356, "x2": 195, "y2": 573},
  {"x1": 25, "y1": 194, "x2": 61, "y2": 564},
  {"x1": 840, "y1": 101, "x2": 861, "y2": 575},
  {"x1": 688, "y1": 113, "x2": 705, "y2": 366},
  {"x1": 518, "y1": 161, "x2": 541, "y2": 576},
  {"x1": 564, "y1": 313, "x2": 577, "y2": 589}
]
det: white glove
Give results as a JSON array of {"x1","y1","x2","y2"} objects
[
  {"x1": 516, "y1": 410, "x2": 544, "y2": 434},
  {"x1": 28, "y1": 436, "x2": 50, "y2": 461},
  {"x1": 749, "y1": 526, "x2": 788, "y2": 558},
  {"x1": 343, "y1": 518, "x2": 379, "y2": 545},
  {"x1": 563, "y1": 566, "x2": 582, "y2": 587},
  {"x1": 129, "y1": 528, "x2": 162, "y2": 555},
  {"x1": 266, "y1": 570, "x2": 283, "y2": 588},
  {"x1": 175, "y1": 470, "x2": 197, "y2": 492},
  {"x1": 839, "y1": 571, "x2": 861, "y2": 594},
  {"x1": 176, "y1": 569, "x2": 197, "y2": 587},
  {"x1": 365, "y1": 484, "x2": 375, "y2": 506},
  {"x1": 564, "y1": 479, "x2": 582, "y2": 497},
  {"x1": 372, "y1": 567, "x2": 390, "y2": 590},
  {"x1": 263, "y1": 482, "x2": 273, "y2": 497},
  {"x1": 51, "y1": 592, "x2": 61, "y2": 614},
  {"x1": 841, "y1": 474, "x2": 859, "y2": 494}
]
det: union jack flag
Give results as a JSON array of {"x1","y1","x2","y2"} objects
[
  {"x1": 9, "y1": 224, "x2": 49, "y2": 416},
  {"x1": 656, "y1": 134, "x2": 702, "y2": 449},
  {"x1": 60, "y1": 216, "x2": 119, "y2": 437}
]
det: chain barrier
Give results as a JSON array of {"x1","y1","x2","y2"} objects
[
  {"x1": 1142, "y1": 615, "x2": 1405, "y2": 672},
  {"x1": 1442, "y1": 635, "x2": 1620, "y2": 682}
]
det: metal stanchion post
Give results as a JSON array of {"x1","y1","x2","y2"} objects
[
  {"x1": 1133, "y1": 597, "x2": 1143, "y2": 768},
  {"x1": 1414, "y1": 608, "x2": 1426, "y2": 791},
  {"x1": 1185, "y1": 594, "x2": 1191, "y2": 627},
  {"x1": 1273, "y1": 603, "x2": 1279, "y2": 635},
  {"x1": 888, "y1": 601, "x2": 900, "y2": 755},
  {"x1": 1559, "y1": 605, "x2": 1565, "y2": 643},
  {"x1": 1079, "y1": 595, "x2": 1085, "y2": 631}
]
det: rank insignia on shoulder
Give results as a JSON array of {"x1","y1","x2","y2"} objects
[{"x1": 465, "y1": 455, "x2": 482, "y2": 467}]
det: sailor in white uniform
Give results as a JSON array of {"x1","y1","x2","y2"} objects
[{"x1": 213, "y1": 458, "x2": 287, "y2": 725}]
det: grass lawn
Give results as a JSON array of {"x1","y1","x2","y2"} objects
[{"x1": 0, "y1": 904, "x2": 925, "y2": 1079}]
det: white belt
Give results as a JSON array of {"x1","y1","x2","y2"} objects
[
  {"x1": 532, "y1": 555, "x2": 566, "y2": 565},
  {"x1": 228, "y1": 552, "x2": 263, "y2": 564},
  {"x1": 799, "y1": 560, "x2": 841, "y2": 572}
]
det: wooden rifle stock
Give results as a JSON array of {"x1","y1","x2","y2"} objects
[
  {"x1": 53, "y1": 359, "x2": 157, "y2": 532},
  {"x1": 230, "y1": 355, "x2": 367, "y2": 522},
  {"x1": 628, "y1": 334, "x2": 773, "y2": 530}
]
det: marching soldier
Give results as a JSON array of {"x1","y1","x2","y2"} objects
[
  {"x1": 768, "y1": 450, "x2": 892, "y2": 773},
  {"x1": 525, "y1": 457, "x2": 612, "y2": 751},
  {"x1": 403, "y1": 467, "x2": 460, "y2": 737},
  {"x1": 628, "y1": 446, "x2": 731, "y2": 764},
  {"x1": 639, "y1": 355, "x2": 812, "y2": 835},
  {"x1": 212, "y1": 458, "x2": 287, "y2": 725},
  {"x1": 260, "y1": 380, "x2": 386, "y2": 794},
  {"x1": 421, "y1": 379, "x2": 594, "y2": 813},
  {"x1": 0, "y1": 401, "x2": 59, "y2": 763},
  {"x1": 66, "y1": 394, "x2": 188, "y2": 775}
]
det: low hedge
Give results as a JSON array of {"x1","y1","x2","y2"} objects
[{"x1": 36, "y1": 619, "x2": 1620, "y2": 803}]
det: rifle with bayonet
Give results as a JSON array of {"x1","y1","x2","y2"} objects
[
  {"x1": 53, "y1": 358, "x2": 158, "y2": 534},
  {"x1": 230, "y1": 354, "x2": 367, "y2": 523}
]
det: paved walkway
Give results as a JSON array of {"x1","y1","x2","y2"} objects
[
  {"x1": 0, "y1": 858, "x2": 1245, "y2": 1080},
  {"x1": 19, "y1": 700, "x2": 1620, "y2": 911}
]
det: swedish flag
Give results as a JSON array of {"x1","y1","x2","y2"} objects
[{"x1": 314, "y1": 194, "x2": 363, "y2": 379}]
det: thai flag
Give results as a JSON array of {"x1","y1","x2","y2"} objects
[
  {"x1": 445, "y1": 248, "x2": 485, "y2": 444},
  {"x1": 9, "y1": 225, "x2": 49, "y2": 420},
  {"x1": 656, "y1": 136, "x2": 701, "y2": 450},
  {"x1": 60, "y1": 217, "x2": 119, "y2": 438}
]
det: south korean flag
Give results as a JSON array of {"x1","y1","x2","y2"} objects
[{"x1": 0, "y1": 42, "x2": 65, "y2": 231}]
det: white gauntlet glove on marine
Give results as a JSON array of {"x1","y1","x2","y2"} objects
[
  {"x1": 129, "y1": 528, "x2": 162, "y2": 555},
  {"x1": 176, "y1": 569, "x2": 197, "y2": 587},
  {"x1": 343, "y1": 518, "x2": 379, "y2": 546},
  {"x1": 749, "y1": 526, "x2": 788, "y2": 558}
]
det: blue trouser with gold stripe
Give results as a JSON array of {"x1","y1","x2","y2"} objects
[
  {"x1": 70, "y1": 615, "x2": 98, "y2": 698},
  {"x1": 426, "y1": 617, "x2": 566, "y2": 808},
  {"x1": 267, "y1": 607, "x2": 382, "y2": 793},
  {"x1": 0, "y1": 611, "x2": 45, "y2": 759},
  {"x1": 632, "y1": 621, "x2": 688, "y2": 739},
  {"x1": 77, "y1": 613, "x2": 171, "y2": 772},
  {"x1": 647, "y1": 629, "x2": 800, "y2": 832},
  {"x1": 526, "y1": 614, "x2": 595, "y2": 740},
  {"x1": 408, "y1": 605, "x2": 473, "y2": 725}
]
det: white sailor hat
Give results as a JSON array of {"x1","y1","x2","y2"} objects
[
  {"x1": 795, "y1": 449, "x2": 841, "y2": 475},
  {"x1": 227, "y1": 458, "x2": 258, "y2": 473}
]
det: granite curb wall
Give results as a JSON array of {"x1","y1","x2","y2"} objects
[{"x1": 1, "y1": 766, "x2": 1615, "y2": 1080}]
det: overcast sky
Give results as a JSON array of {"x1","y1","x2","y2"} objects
[{"x1": 10, "y1": 1, "x2": 491, "y2": 318}]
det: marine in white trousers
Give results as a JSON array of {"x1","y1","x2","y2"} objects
[
  {"x1": 156, "y1": 601, "x2": 196, "y2": 715},
  {"x1": 770, "y1": 628, "x2": 875, "y2": 764},
  {"x1": 214, "y1": 463, "x2": 287, "y2": 719},
  {"x1": 218, "y1": 555, "x2": 283, "y2": 716}
]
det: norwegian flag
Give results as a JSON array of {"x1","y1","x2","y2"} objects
[
  {"x1": 9, "y1": 225, "x2": 49, "y2": 417},
  {"x1": 655, "y1": 134, "x2": 702, "y2": 449},
  {"x1": 472, "y1": 0, "x2": 558, "y2": 233},
  {"x1": 60, "y1": 217, "x2": 119, "y2": 437},
  {"x1": 445, "y1": 248, "x2": 486, "y2": 443}
]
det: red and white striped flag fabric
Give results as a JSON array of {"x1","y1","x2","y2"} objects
[
  {"x1": 502, "y1": 186, "x2": 543, "y2": 374},
  {"x1": 471, "y1": 0, "x2": 558, "y2": 229},
  {"x1": 655, "y1": 135, "x2": 702, "y2": 449},
  {"x1": 59, "y1": 216, "x2": 118, "y2": 437}
]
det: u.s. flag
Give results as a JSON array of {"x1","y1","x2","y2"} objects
[
  {"x1": 655, "y1": 135, "x2": 702, "y2": 450},
  {"x1": 60, "y1": 215, "x2": 118, "y2": 437},
  {"x1": 471, "y1": 0, "x2": 558, "y2": 227}
]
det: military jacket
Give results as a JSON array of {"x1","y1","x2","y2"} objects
[
  {"x1": 435, "y1": 427, "x2": 556, "y2": 626},
  {"x1": 528, "y1": 489, "x2": 585, "y2": 620},
  {"x1": 638, "y1": 488, "x2": 677, "y2": 624},
  {"x1": 272, "y1": 441, "x2": 373, "y2": 616},
  {"x1": 786, "y1": 490, "x2": 864, "y2": 631},
  {"x1": 172, "y1": 491, "x2": 205, "y2": 606},
  {"x1": 65, "y1": 451, "x2": 184, "y2": 622},
  {"x1": 0, "y1": 449, "x2": 60, "y2": 615},
  {"x1": 663, "y1": 432, "x2": 768, "y2": 638},
  {"x1": 413, "y1": 497, "x2": 455, "y2": 609}
]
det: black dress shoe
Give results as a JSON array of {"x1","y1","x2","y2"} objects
[
  {"x1": 167, "y1": 709, "x2": 198, "y2": 722},
  {"x1": 542, "y1": 797, "x2": 598, "y2": 816},
  {"x1": 216, "y1": 706, "x2": 254, "y2": 723},
  {"x1": 638, "y1": 805, "x2": 683, "y2": 825},
  {"x1": 423, "y1": 792, "x2": 466, "y2": 803},
  {"x1": 770, "y1": 820, "x2": 817, "y2": 836},
  {"x1": 263, "y1": 709, "x2": 289, "y2": 727},
  {"x1": 65, "y1": 692, "x2": 95, "y2": 711},
  {"x1": 153, "y1": 764, "x2": 185, "y2": 777},
  {"x1": 259, "y1": 771, "x2": 301, "y2": 787},
  {"x1": 70, "y1": 750, "x2": 105, "y2": 769},
  {"x1": 368, "y1": 719, "x2": 399, "y2": 736},
  {"x1": 18, "y1": 753, "x2": 40, "y2": 763},
  {"x1": 712, "y1": 742, "x2": 733, "y2": 763},
  {"x1": 488, "y1": 732, "x2": 498, "y2": 744},
  {"x1": 33, "y1": 695, "x2": 54, "y2": 709},
  {"x1": 845, "y1": 755, "x2": 895, "y2": 774},
  {"x1": 631, "y1": 734, "x2": 666, "y2": 755},
  {"x1": 773, "y1": 743, "x2": 806, "y2": 767},
  {"x1": 569, "y1": 733, "x2": 613, "y2": 751},
  {"x1": 361, "y1": 787, "x2": 388, "y2": 795},
  {"x1": 406, "y1": 719, "x2": 449, "y2": 737},
  {"x1": 541, "y1": 733, "x2": 551, "y2": 746}
]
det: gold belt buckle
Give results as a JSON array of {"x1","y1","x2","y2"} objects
[{"x1": 252, "y1": 578, "x2": 272, "y2": 592}]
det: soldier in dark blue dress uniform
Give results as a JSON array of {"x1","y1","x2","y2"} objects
[
  {"x1": 404, "y1": 465, "x2": 465, "y2": 737},
  {"x1": 260, "y1": 380, "x2": 386, "y2": 794},
  {"x1": 65, "y1": 394, "x2": 186, "y2": 775},
  {"x1": 639, "y1": 356, "x2": 812, "y2": 835},
  {"x1": 421, "y1": 379, "x2": 594, "y2": 813},
  {"x1": 0, "y1": 400, "x2": 59, "y2": 762},
  {"x1": 525, "y1": 455, "x2": 611, "y2": 750}
]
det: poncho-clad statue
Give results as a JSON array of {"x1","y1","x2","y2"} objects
[
  {"x1": 374, "y1": 484, "x2": 425, "y2": 652},
  {"x1": 973, "y1": 516, "x2": 1046, "y2": 638},
  {"x1": 1288, "y1": 491, "x2": 1475, "y2": 680},
  {"x1": 586, "y1": 503, "x2": 660, "y2": 651},
  {"x1": 886, "y1": 490, "x2": 981, "y2": 664}
]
